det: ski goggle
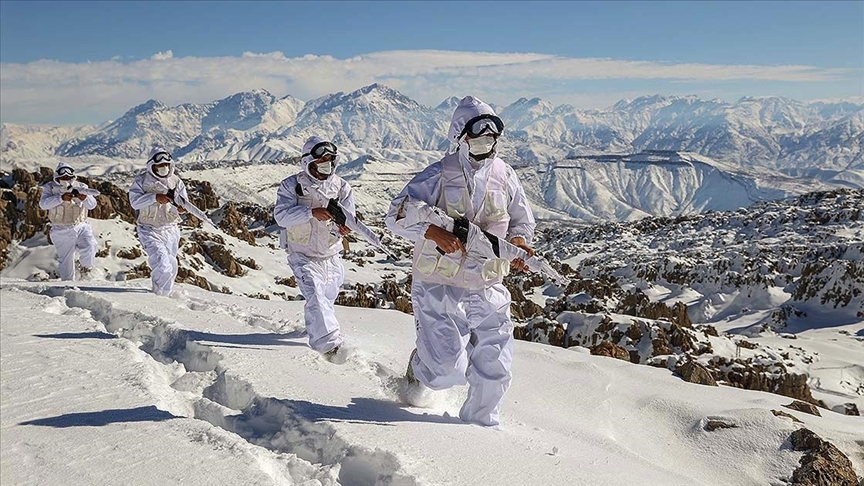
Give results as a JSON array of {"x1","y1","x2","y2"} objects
[
  {"x1": 461, "y1": 114, "x2": 504, "y2": 139},
  {"x1": 56, "y1": 166, "x2": 75, "y2": 177},
  {"x1": 303, "y1": 141, "x2": 338, "y2": 160},
  {"x1": 148, "y1": 152, "x2": 173, "y2": 164}
]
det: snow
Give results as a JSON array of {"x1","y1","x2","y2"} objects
[{"x1": 3, "y1": 280, "x2": 862, "y2": 485}]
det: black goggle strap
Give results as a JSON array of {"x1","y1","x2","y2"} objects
[
  {"x1": 302, "y1": 141, "x2": 337, "y2": 160},
  {"x1": 148, "y1": 152, "x2": 172, "y2": 164}
]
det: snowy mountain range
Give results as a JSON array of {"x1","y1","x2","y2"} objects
[{"x1": 2, "y1": 84, "x2": 862, "y2": 221}]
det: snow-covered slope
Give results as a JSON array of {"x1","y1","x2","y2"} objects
[
  {"x1": 2, "y1": 281, "x2": 861, "y2": 485},
  {"x1": 1, "y1": 123, "x2": 97, "y2": 163}
]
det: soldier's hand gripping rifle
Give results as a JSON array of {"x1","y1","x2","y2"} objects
[
  {"x1": 66, "y1": 186, "x2": 101, "y2": 198},
  {"x1": 152, "y1": 181, "x2": 219, "y2": 229},
  {"x1": 396, "y1": 197, "x2": 569, "y2": 285},
  {"x1": 327, "y1": 198, "x2": 396, "y2": 259}
]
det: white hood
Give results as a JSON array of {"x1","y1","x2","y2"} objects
[
  {"x1": 53, "y1": 162, "x2": 76, "y2": 184},
  {"x1": 300, "y1": 135, "x2": 337, "y2": 180},
  {"x1": 146, "y1": 146, "x2": 175, "y2": 179},
  {"x1": 448, "y1": 96, "x2": 499, "y2": 142}
]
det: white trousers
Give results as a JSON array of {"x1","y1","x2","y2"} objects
[
  {"x1": 287, "y1": 253, "x2": 345, "y2": 353},
  {"x1": 51, "y1": 222, "x2": 98, "y2": 281},
  {"x1": 410, "y1": 280, "x2": 514, "y2": 426},
  {"x1": 138, "y1": 224, "x2": 180, "y2": 296}
]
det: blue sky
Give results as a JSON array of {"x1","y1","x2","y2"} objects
[{"x1": 1, "y1": 1, "x2": 862, "y2": 124}]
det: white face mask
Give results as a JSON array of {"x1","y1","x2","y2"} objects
[
  {"x1": 467, "y1": 135, "x2": 497, "y2": 158},
  {"x1": 154, "y1": 165, "x2": 171, "y2": 177},
  {"x1": 316, "y1": 161, "x2": 333, "y2": 176}
]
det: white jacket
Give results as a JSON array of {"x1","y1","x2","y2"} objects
[
  {"x1": 39, "y1": 180, "x2": 97, "y2": 227},
  {"x1": 386, "y1": 96, "x2": 536, "y2": 288},
  {"x1": 128, "y1": 160, "x2": 188, "y2": 228},
  {"x1": 274, "y1": 170, "x2": 356, "y2": 259}
]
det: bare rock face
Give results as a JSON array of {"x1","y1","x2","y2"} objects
[
  {"x1": 116, "y1": 247, "x2": 143, "y2": 260},
  {"x1": 784, "y1": 400, "x2": 821, "y2": 417},
  {"x1": 187, "y1": 231, "x2": 247, "y2": 277},
  {"x1": 124, "y1": 261, "x2": 151, "y2": 280},
  {"x1": 22, "y1": 186, "x2": 47, "y2": 241},
  {"x1": 514, "y1": 318, "x2": 567, "y2": 346},
  {"x1": 77, "y1": 176, "x2": 136, "y2": 223},
  {"x1": 788, "y1": 428, "x2": 858, "y2": 486},
  {"x1": 185, "y1": 179, "x2": 220, "y2": 210},
  {"x1": 616, "y1": 289, "x2": 692, "y2": 328},
  {"x1": 381, "y1": 279, "x2": 412, "y2": 314},
  {"x1": 839, "y1": 403, "x2": 859, "y2": 416},
  {"x1": 704, "y1": 419, "x2": 738, "y2": 431},
  {"x1": 590, "y1": 341, "x2": 631, "y2": 361},
  {"x1": 676, "y1": 361, "x2": 718, "y2": 386},
  {"x1": 335, "y1": 283, "x2": 380, "y2": 308},
  {"x1": 771, "y1": 409, "x2": 802, "y2": 423},
  {"x1": 216, "y1": 201, "x2": 256, "y2": 246},
  {"x1": 708, "y1": 356, "x2": 818, "y2": 404},
  {"x1": 276, "y1": 276, "x2": 297, "y2": 287}
]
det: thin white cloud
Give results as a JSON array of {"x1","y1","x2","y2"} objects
[
  {"x1": 150, "y1": 50, "x2": 174, "y2": 61},
  {"x1": 0, "y1": 50, "x2": 857, "y2": 124}
]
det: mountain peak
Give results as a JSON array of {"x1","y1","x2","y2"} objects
[
  {"x1": 126, "y1": 99, "x2": 167, "y2": 117},
  {"x1": 436, "y1": 96, "x2": 461, "y2": 112}
]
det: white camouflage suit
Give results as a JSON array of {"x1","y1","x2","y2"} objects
[
  {"x1": 39, "y1": 163, "x2": 99, "y2": 281},
  {"x1": 128, "y1": 147, "x2": 189, "y2": 296},
  {"x1": 386, "y1": 96, "x2": 536, "y2": 427},
  {"x1": 274, "y1": 136, "x2": 356, "y2": 354}
]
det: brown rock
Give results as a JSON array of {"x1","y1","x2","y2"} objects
[
  {"x1": 116, "y1": 247, "x2": 143, "y2": 259},
  {"x1": 393, "y1": 296, "x2": 413, "y2": 314},
  {"x1": 676, "y1": 361, "x2": 718, "y2": 386},
  {"x1": 175, "y1": 266, "x2": 216, "y2": 292},
  {"x1": 590, "y1": 341, "x2": 631, "y2": 361},
  {"x1": 185, "y1": 179, "x2": 220, "y2": 210},
  {"x1": 784, "y1": 400, "x2": 821, "y2": 417},
  {"x1": 217, "y1": 201, "x2": 256, "y2": 246},
  {"x1": 771, "y1": 410, "x2": 802, "y2": 423},
  {"x1": 95, "y1": 243, "x2": 110, "y2": 258},
  {"x1": 124, "y1": 261, "x2": 151, "y2": 280},
  {"x1": 335, "y1": 283, "x2": 379, "y2": 308},
  {"x1": 704, "y1": 420, "x2": 738, "y2": 431},
  {"x1": 276, "y1": 276, "x2": 297, "y2": 287},
  {"x1": 77, "y1": 177, "x2": 136, "y2": 223},
  {"x1": 841, "y1": 403, "x2": 859, "y2": 416},
  {"x1": 789, "y1": 428, "x2": 857, "y2": 486}
]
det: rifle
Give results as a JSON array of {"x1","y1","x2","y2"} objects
[
  {"x1": 152, "y1": 180, "x2": 219, "y2": 229},
  {"x1": 327, "y1": 198, "x2": 396, "y2": 259},
  {"x1": 65, "y1": 186, "x2": 101, "y2": 198},
  {"x1": 395, "y1": 197, "x2": 569, "y2": 285}
]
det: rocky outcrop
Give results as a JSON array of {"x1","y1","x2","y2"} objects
[
  {"x1": 771, "y1": 409, "x2": 802, "y2": 423},
  {"x1": 616, "y1": 289, "x2": 692, "y2": 328},
  {"x1": 709, "y1": 356, "x2": 819, "y2": 405},
  {"x1": 704, "y1": 419, "x2": 737, "y2": 431},
  {"x1": 590, "y1": 341, "x2": 630, "y2": 361},
  {"x1": 676, "y1": 361, "x2": 718, "y2": 386},
  {"x1": 784, "y1": 400, "x2": 821, "y2": 417},
  {"x1": 184, "y1": 179, "x2": 220, "y2": 210},
  {"x1": 116, "y1": 247, "x2": 143, "y2": 260},
  {"x1": 335, "y1": 283, "x2": 380, "y2": 308},
  {"x1": 215, "y1": 201, "x2": 256, "y2": 246},
  {"x1": 183, "y1": 231, "x2": 247, "y2": 277},
  {"x1": 77, "y1": 176, "x2": 136, "y2": 223},
  {"x1": 788, "y1": 428, "x2": 858, "y2": 486}
]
